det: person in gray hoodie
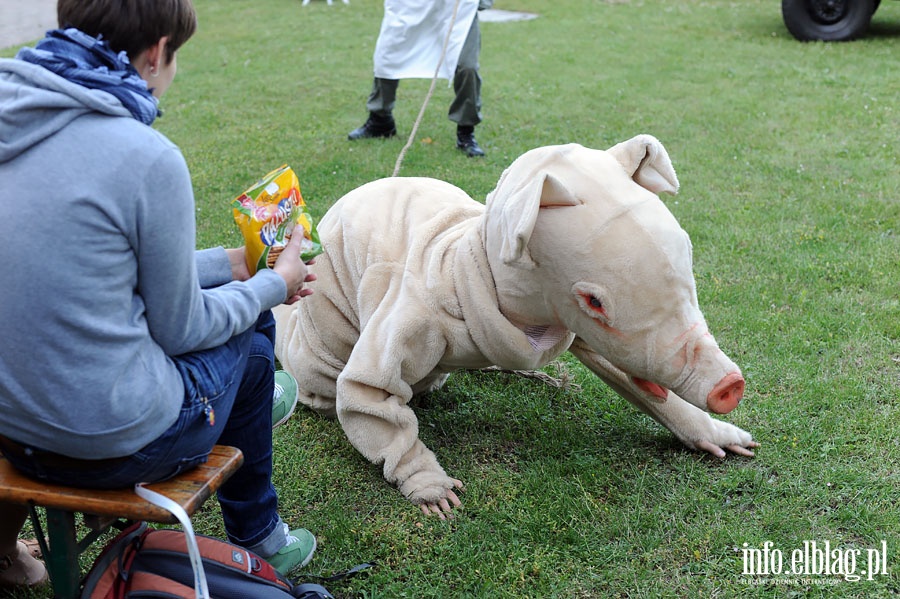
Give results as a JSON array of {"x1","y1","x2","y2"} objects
[{"x1": 0, "y1": 0, "x2": 317, "y2": 590}]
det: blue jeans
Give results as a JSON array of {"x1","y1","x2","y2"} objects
[{"x1": 4, "y1": 312, "x2": 285, "y2": 555}]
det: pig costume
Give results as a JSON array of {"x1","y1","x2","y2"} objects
[{"x1": 275, "y1": 135, "x2": 757, "y2": 515}]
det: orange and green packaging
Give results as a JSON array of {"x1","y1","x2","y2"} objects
[{"x1": 232, "y1": 165, "x2": 322, "y2": 275}]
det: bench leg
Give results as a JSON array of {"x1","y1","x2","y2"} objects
[{"x1": 29, "y1": 507, "x2": 81, "y2": 599}]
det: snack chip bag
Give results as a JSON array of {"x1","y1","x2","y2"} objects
[{"x1": 232, "y1": 165, "x2": 322, "y2": 275}]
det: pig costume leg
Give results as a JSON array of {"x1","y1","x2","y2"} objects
[
  {"x1": 569, "y1": 339, "x2": 756, "y2": 457},
  {"x1": 274, "y1": 179, "x2": 484, "y2": 517}
]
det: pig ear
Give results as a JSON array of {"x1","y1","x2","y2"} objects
[
  {"x1": 608, "y1": 134, "x2": 680, "y2": 195},
  {"x1": 541, "y1": 172, "x2": 582, "y2": 208},
  {"x1": 497, "y1": 172, "x2": 581, "y2": 268}
]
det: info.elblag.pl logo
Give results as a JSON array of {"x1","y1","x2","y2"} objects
[{"x1": 741, "y1": 540, "x2": 890, "y2": 582}]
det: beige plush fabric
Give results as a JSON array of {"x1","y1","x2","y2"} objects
[{"x1": 276, "y1": 135, "x2": 755, "y2": 509}]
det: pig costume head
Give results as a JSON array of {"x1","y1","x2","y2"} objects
[{"x1": 483, "y1": 136, "x2": 745, "y2": 415}]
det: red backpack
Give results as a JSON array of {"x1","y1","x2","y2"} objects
[{"x1": 80, "y1": 521, "x2": 334, "y2": 599}]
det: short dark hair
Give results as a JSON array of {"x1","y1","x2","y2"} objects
[{"x1": 57, "y1": 0, "x2": 197, "y2": 64}]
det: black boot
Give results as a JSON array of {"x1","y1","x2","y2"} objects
[
  {"x1": 456, "y1": 125, "x2": 485, "y2": 157},
  {"x1": 348, "y1": 112, "x2": 397, "y2": 140}
]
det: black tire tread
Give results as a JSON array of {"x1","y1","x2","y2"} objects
[{"x1": 782, "y1": 0, "x2": 876, "y2": 41}]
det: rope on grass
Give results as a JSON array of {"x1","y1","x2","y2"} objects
[
  {"x1": 391, "y1": 0, "x2": 464, "y2": 178},
  {"x1": 475, "y1": 362, "x2": 583, "y2": 392}
]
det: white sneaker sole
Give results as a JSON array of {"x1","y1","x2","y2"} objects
[{"x1": 273, "y1": 388, "x2": 298, "y2": 429}]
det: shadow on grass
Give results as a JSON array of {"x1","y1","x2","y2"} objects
[
  {"x1": 410, "y1": 368, "x2": 699, "y2": 471},
  {"x1": 740, "y1": 9, "x2": 900, "y2": 42},
  {"x1": 865, "y1": 20, "x2": 900, "y2": 39}
]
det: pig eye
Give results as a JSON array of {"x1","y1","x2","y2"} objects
[
  {"x1": 580, "y1": 293, "x2": 606, "y2": 317},
  {"x1": 574, "y1": 284, "x2": 612, "y2": 326}
]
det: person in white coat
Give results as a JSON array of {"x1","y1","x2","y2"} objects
[{"x1": 347, "y1": 0, "x2": 492, "y2": 157}]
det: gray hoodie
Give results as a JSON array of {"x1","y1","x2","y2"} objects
[{"x1": 0, "y1": 58, "x2": 287, "y2": 458}]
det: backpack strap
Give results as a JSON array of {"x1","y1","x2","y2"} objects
[
  {"x1": 291, "y1": 582, "x2": 335, "y2": 599},
  {"x1": 297, "y1": 561, "x2": 376, "y2": 584},
  {"x1": 80, "y1": 521, "x2": 149, "y2": 598},
  {"x1": 134, "y1": 483, "x2": 209, "y2": 599}
]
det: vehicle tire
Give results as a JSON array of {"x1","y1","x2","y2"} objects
[{"x1": 782, "y1": 0, "x2": 875, "y2": 41}]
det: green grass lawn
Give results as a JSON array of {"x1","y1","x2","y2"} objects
[{"x1": 4, "y1": 0, "x2": 899, "y2": 597}]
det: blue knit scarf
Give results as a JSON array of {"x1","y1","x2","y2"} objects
[{"x1": 17, "y1": 28, "x2": 160, "y2": 126}]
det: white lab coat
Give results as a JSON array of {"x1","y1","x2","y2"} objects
[{"x1": 373, "y1": 0, "x2": 479, "y2": 81}]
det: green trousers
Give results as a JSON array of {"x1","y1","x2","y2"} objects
[{"x1": 366, "y1": 14, "x2": 483, "y2": 127}]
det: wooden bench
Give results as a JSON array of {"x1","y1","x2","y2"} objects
[{"x1": 0, "y1": 445, "x2": 243, "y2": 599}]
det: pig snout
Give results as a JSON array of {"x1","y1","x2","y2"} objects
[
  {"x1": 706, "y1": 372, "x2": 744, "y2": 414},
  {"x1": 647, "y1": 326, "x2": 745, "y2": 414}
]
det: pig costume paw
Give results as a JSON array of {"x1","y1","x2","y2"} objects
[
  {"x1": 389, "y1": 439, "x2": 466, "y2": 518},
  {"x1": 400, "y1": 474, "x2": 465, "y2": 519},
  {"x1": 671, "y1": 412, "x2": 758, "y2": 458}
]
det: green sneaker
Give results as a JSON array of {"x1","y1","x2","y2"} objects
[
  {"x1": 265, "y1": 524, "x2": 316, "y2": 575},
  {"x1": 272, "y1": 370, "x2": 299, "y2": 429}
]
